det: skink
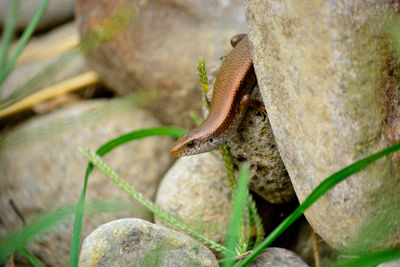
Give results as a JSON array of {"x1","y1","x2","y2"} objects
[{"x1": 170, "y1": 34, "x2": 262, "y2": 157}]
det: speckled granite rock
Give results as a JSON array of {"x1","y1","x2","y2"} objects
[
  {"x1": 76, "y1": 0, "x2": 249, "y2": 128},
  {"x1": 0, "y1": 100, "x2": 174, "y2": 266},
  {"x1": 155, "y1": 153, "x2": 233, "y2": 244},
  {"x1": 79, "y1": 218, "x2": 219, "y2": 267},
  {"x1": 0, "y1": 0, "x2": 74, "y2": 31},
  {"x1": 249, "y1": 247, "x2": 309, "y2": 267},
  {"x1": 245, "y1": 1, "x2": 400, "y2": 252}
]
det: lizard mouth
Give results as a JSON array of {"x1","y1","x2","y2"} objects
[
  {"x1": 170, "y1": 137, "x2": 186, "y2": 157},
  {"x1": 169, "y1": 146, "x2": 180, "y2": 157}
]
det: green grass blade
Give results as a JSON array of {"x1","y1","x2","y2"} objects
[
  {"x1": 222, "y1": 163, "x2": 251, "y2": 267},
  {"x1": 16, "y1": 246, "x2": 45, "y2": 267},
  {"x1": 95, "y1": 127, "x2": 186, "y2": 156},
  {"x1": 244, "y1": 199, "x2": 253, "y2": 252},
  {"x1": 219, "y1": 143, "x2": 236, "y2": 188},
  {"x1": 247, "y1": 193, "x2": 264, "y2": 248},
  {"x1": 0, "y1": 0, "x2": 20, "y2": 69},
  {"x1": 1, "y1": 206, "x2": 74, "y2": 262},
  {"x1": 219, "y1": 143, "x2": 263, "y2": 251},
  {"x1": 69, "y1": 126, "x2": 186, "y2": 267},
  {"x1": 329, "y1": 248, "x2": 400, "y2": 267},
  {"x1": 0, "y1": 200, "x2": 128, "y2": 264},
  {"x1": 236, "y1": 142, "x2": 400, "y2": 267},
  {"x1": 79, "y1": 148, "x2": 228, "y2": 254},
  {"x1": 0, "y1": 0, "x2": 50, "y2": 88},
  {"x1": 0, "y1": 50, "x2": 76, "y2": 109},
  {"x1": 69, "y1": 177, "x2": 89, "y2": 267},
  {"x1": 197, "y1": 58, "x2": 209, "y2": 107}
]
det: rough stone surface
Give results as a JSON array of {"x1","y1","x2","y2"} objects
[
  {"x1": 245, "y1": 1, "x2": 400, "y2": 252},
  {"x1": 226, "y1": 87, "x2": 294, "y2": 204},
  {"x1": 249, "y1": 247, "x2": 309, "y2": 267},
  {"x1": 0, "y1": 0, "x2": 74, "y2": 31},
  {"x1": 205, "y1": 62, "x2": 294, "y2": 204},
  {"x1": 79, "y1": 218, "x2": 219, "y2": 267},
  {"x1": 1, "y1": 22, "x2": 86, "y2": 100},
  {"x1": 75, "y1": 0, "x2": 249, "y2": 128},
  {"x1": 155, "y1": 153, "x2": 233, "y2": 245},
  {"x1": 0, "y1": 100, "x2": 174, "y2": 267}
]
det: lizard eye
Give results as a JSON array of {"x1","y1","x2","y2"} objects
[
  {"x1": 209, "y1": 138, "x2": 214, "y2": 143},
  {"x1": 187, "y1": 140, "x2": 195, "y2": 148}
]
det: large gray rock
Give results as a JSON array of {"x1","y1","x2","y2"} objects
[
  {"x1": 76, "y1": 0, "x2": 249, "y2": 128},
  {"x1": 245, "y1": 1, "x2": 400, "y2": 252},
  {"x1": 0, "y1": 0, "x2": 74, "y2": 31},
  {"x1": 249, "y1": 247, "x2": 309, "y2": 267},
  {"x1": 0, "y1": 100, "x2": 174, "y2": 266},
  {"x1": 79, "y1": 218, "x2": 219, "y2": 267}
]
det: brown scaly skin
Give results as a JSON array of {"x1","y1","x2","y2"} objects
[{"x1": 170, "y1": 34, "x2": 261, "y2": 157}]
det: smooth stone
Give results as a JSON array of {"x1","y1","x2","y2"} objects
[
  {"x1": 79, "y1": 218, "x2": 219, "y2": 267},
  {"x1": 1, "y1": 22, "x2": 85, "y2": 100},
  {"x1": 0, "y1": 0, "x2": 74, "y2": 31},
  {"x1": 245, "y1": 1, "x2": 400, "y2": 252},
  {"x1": 249, "y1": 247, "x2": 309, "y2": 267},
  {"x1": 76, "y1": 0, "x2": 249, "y2": 128},
  {"x1": 13, "y1": 22, "x2": 79, "y2": 66},
  {"x1": 155, "y1": 153, "x2": 232, "y2": 245},
  {"x1": 0, "y1": 100, "x2": 174, "y2": 266}
]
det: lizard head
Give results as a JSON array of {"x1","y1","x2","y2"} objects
[{"x1": 170, "y1": 129, "x2": 216, "y2": 157}]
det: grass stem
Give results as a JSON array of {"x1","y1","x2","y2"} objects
[{"x1": 0, "y1": 0, "x2": 50, "y2": 89}]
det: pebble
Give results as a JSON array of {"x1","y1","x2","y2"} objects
[
  {"x1": 79, "y1": 218, "x2": 219, "y2": 267},
  {"x1": 249, "y1": 247, "x2": 309, "y2": 267},
  {"x1": 155, "y1": 153, "x2": 232, "y2": 244}
]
